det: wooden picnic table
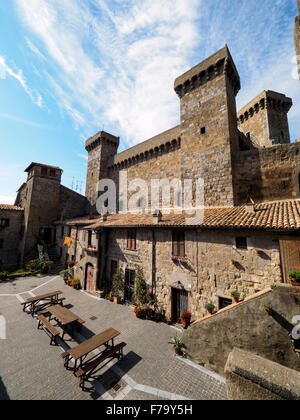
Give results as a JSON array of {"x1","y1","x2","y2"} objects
[
  {"x1": 63, "y1": 328, "x2": 120, "y2": 371},
  {"x1": 48, "y1": 305, "x2": 85, "y2": 339},
  {"x1": 21, "y1": 291, "x2": 63, "y2": 315}
]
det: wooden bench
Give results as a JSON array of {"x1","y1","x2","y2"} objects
[
  {"x1": 31, "y1": 298, "x2": 66, "y2": 316},
  {"x1": 75, "y1": 342, "x2": 127, "y2": 389},
  {"x1": 37, "y1": 315, "x2": 60, "y2": 346},
  {"x1": 295, "y1": 349, "x2": 300, "y2": 354}
]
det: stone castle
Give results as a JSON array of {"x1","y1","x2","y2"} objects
[{"x1": 1, "y1": 12, "x2": 300, "y2": 321}]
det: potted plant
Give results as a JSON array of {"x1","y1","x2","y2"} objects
[
  {"x1": 180, "y1": 310, "x2": 192, "y2": 328},
  {"x1": 264, "y1": 305, "x2": 272, "y2": 316},
  {"x1": 68, "y1": 261, "x2": 75, "y2": 269},
  {"x1": 71, "y1": 278, "x2": 81, "y2": 290},
  {"x1": 205, "y1": 303, "x2": 215, "y2": 315},
  {"x1": 288, "y1": 271, "x2": 300, "y2": 287},
  {"x1": 169, "y1": 333, "x2": 184, "y2": 356},
  {"x1": 231, "y1": 291, "x2": 240, "y2": 303},
  {"x1": 0, "y1": 271, "x2": 9, "y2": 281},
  {"x1": 112, "y1": 268, "x2": 124, "y2": 304},
  {"x1": 132, "y1": 268, "x2": 148, "y2": 313},
  {"x1": 60, "y1": 269, "x2": 71, "y2": 284}
]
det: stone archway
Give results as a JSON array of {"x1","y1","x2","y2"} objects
[{"x1": 85, "y1": 263, "x2": 95, "y2": 293}]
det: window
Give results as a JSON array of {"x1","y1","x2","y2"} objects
[
  {"x1": 0, "y1": 219, "x2": 9, "y2": 227},
  {"x1": 0, "y1": 239, "x2": 4, "y2": 249},
  {"x1": 172, "y1": 231, "x2": 185, "y2": 257},
  {"x1": 236, "y1": 237, "x2": 248, "y2": 250},
  {"x1": 88, "y1": 230, "x2": 92, "y2": 247},
  {"x1": 219, "y1": 297, "x2": 232, "y2": 310},
  {"x1": 50, "y1": 169, "x2": 56, "y2": 177},
  {"x1": 61, "y1": 226, "x2": 64, "y2": 237},
  {"x1": 41, "y1": 167, "x2": 47, "y2": 177},
  {"x1": 127, "y1": 230, "x2": 136, "y2": 251}
]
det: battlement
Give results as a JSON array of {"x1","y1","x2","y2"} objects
[
  {"x1": 174, "y1": 45, "x2": 241, "y2": 98},
  {"x1": 238, "y1": 91, "x2": 292, "y2": 123},
  {"x1": 85, "y1": 131, "x2": 120, "y2": 152}
]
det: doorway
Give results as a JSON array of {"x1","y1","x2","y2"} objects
[
  {"x1": 124, "y1": 269, "x2": 136, "y2": 303},
  {"x1": 85, "y1": 264, "x2": 95, "y2": 293},
  {"x1": 172, "y1": 288, "x2": 188, "y2": 323}
]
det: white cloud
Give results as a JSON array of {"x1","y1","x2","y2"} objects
[
  {"x1": 13, "y1": 0, "x2": 300, "y2": 145},
  {"x1": 0, "y1": 112, "x2": 49, "y2": 128},
  {"x1": 0, "y1": 196, "x2": 15, "y2": 205},
  {"x1": 0, "y1": 56, "x2": 43, "y2": 108}
]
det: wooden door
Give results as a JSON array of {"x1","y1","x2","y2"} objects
[
  {"x1": 86, "y1": 265, "x2": 95, "y2": 292},
  {"x1": 280, "y1": 239, "x2": 300, "y2": 283},
  {"x1": 124, "y1": 269, "x2": 135, "y2": 302},
  {"x1": 172, "y1": 288, "x2": 188, "y2": 323}
]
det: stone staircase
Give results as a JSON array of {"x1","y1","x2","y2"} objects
[{"x1": 183, "y1": 284, "x2": 300, "y2": 376}]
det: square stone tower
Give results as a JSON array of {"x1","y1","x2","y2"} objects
[
  {"x1": 238, "y1": 91, "x2": 292, "y2": 147},
  {"x1": 85, "y1": 131, "x2": 120, "y2": 208},
  {"x1": 174, "y1": 45, "x2": 241, "y2": 207}
]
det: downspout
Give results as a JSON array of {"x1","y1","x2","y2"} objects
[
  {"x1": 74, "y1": 225, "x2": 78, "y2": 262},
  {"x1": 152, "y1": 229, "x2": 156, "y2": 293}
]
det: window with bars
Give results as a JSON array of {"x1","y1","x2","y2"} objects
[
  {"x1": 127, "y1": 230, "x2": 136, "y2": 251},
  {"x1": 236, "y1": 237, "x2": 248, "y2": 250},
  {"x1": 88, "y1": 230, "x2": 92, "y2": 247},
  {"x1": 41, "y1": 167, "x2": 47, "y2": 177},
  {"x1": 0, "y1": 219, "x2": 9, "y2": 228},
  {"x1": 172, "y1": 231, "x2": 185, "y2": 257}
]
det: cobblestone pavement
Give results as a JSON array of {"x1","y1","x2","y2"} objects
[{"x1": 0, "y1": 275, "x2": 227, "y2": 401}]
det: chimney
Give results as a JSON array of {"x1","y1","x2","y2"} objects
[
  {"x1": 153, "y1": 209, "x2": 162, "y2": 224},
  {"x1": 245, "y1": 197, "x2": 255, "y2": 214}
]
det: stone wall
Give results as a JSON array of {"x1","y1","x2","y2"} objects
[
  {"x1": 56, "y1": 225, "x2": 99, "y2": 291},
  {"x1": 59, "y1": 186, "x2": 88, "y2": 220},
  {"x1": 183, "y1": 284, "x2": 300, "y2": 376},
  {"x1": 0, "y1": 209, "x2": 24, "y2": 271},
  {"x1": 102, "y1": 227, "x2": 283, "y2": 320},
  {"x1": 233, "y1": 142, "x2": 300, "y2": 204},
  {"x1": 225, "y1": 348, "x2": 300, "y2": 400}
]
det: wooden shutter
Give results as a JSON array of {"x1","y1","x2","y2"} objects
[{"x1": 172, "y1": 231, "x2": 185, "y2": 257}]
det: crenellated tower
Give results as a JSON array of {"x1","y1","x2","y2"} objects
[
  {"x1": 85, "y1": 131, "x2": 120, "y2": 208},
  {"x1": 174, "y1": 45, "x2": 241, "y2": 207}
]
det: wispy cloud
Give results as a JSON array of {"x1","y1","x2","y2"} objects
[
  {"x1": 13, "y1": 0, "x2": 300, "y2": 145},
  {"x1": 0, "y1": 55, "x2": 43, "y2": 108},
  {"x1": 0, "y1": 111, "x2": 49, "y2": 128}
]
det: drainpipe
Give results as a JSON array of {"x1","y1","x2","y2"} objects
[
  {"x1": 152, "y1": 229, "x2": 156, "y2": 293},
  {"x1": 74, "y1": 225, "x2": 78, "y2": 262}
]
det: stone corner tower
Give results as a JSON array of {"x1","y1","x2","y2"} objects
[
  {"x1": 85, "y1": 131, "x2": 120, "y2": 207},
  {"x1": 295, "y1": 0, "x2": 300, "y2": 80},
  {"x1": 174, "y1": 45, "x2": 241, "y2": 207}
]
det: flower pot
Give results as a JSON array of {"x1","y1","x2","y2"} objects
[
  {"x1": 232, "y1": 297, "x2": 239, "y2": 304},
  {"x1": 265, "y1": 309, "x2": 272, "y2": 316},
  {"x1": 290, "y1": 280, "x2": 300, "y2": 287},
  {"x1": 131, "y1": 305, "x2": 137, "y2": 313},
  {"x1": 113, "y1": 297, "x2": 120, "y2": 304},
  {"x1": 174, "y1": 347, "x2": 183, "y2": 356},
  {"x1": 181, "y1": 319, "x2": 190, "y2": 329}
]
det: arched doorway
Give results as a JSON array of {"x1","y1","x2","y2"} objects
[{"x1": 85, "y1": 263, "x2": 95, "y2": 293}]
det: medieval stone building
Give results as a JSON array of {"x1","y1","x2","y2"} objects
[
  {"x1": 53, "y1": 46, "x2": 299, "y2": 321},
  {"x1": 1, "y1": 42, "x2": 299, "y2": 322}
]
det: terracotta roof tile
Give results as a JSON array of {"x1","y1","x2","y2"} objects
[
  {"x1": 0, "y1": 204, "x2": 24, "y2": 211},
  {"x1": 85, "y1": 199, "x2": 300, "y2": 231}
]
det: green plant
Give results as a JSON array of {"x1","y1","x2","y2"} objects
[
  {"x1": 288, "y1": 271, "x2": 300, "y2": 283},
  {"x1": 0, "y1": 271, "x2": 10, "y2": 279},
  {"x1": 169, "y1": 333, "x2": 183, "y2": 350},
  {"x1": 231, "y1": 291, "x2": 240, "y2": 299},
  {"x1": 264, "y1": 305, "x2": 272, "y2": 315},
  {"x1": 132, "y1": 267, "x2": 148, "y2": 306},
  {"x1": 107, "y1": 291, "x2": 114, "y2": 302},
  {"x1": 146, "y1": 290, "x2": 157, "y2": 306},
  {"x1": 71, "y1": 278, "x2": 81, "y2": 289},
  {"x1": 205, "y1": 303, "x2": 215, "y2": 313},
  {"x1": 112, "y1": 268, "x2": 124, "y2": 298},
  {"x1": 25, "y1": 259, "x2": 40, "y2": 272}
]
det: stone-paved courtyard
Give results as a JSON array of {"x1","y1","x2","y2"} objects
[{"x1": 0, "y1": 275, "x2": 227, "y2": 400}]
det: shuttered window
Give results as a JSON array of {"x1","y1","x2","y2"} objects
[
  {"x1": 172, "y1": 231, "x2": 185, "y2": 257},
  {"x1": 127, "y1": 230, "x2": 136, "y2": 250}
]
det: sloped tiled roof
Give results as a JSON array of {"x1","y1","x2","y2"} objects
[
  {"x1": 0, "y1": 204, "x2": 24, "y2": 211},
  {"x1": 86, "y1": 200, "x2": 300, "y2": 231},
  {"x1": 54, "y1": 216, "x2": 101, "y2": 227}
]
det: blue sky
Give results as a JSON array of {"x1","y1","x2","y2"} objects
[{"x1": 0, "y1": 0, "x2": 299, "y2": 203}]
